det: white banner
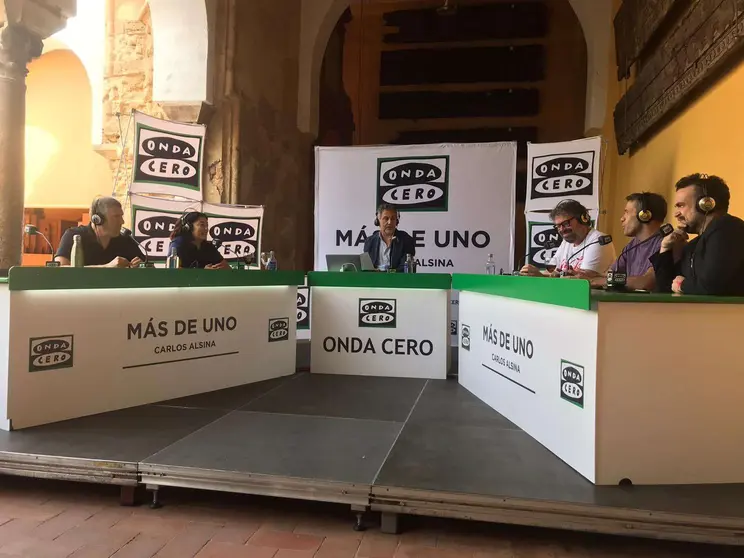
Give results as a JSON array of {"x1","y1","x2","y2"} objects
[
  {"x1": 314, "y1": 143, "x2": 517, "y2": 274},
  {"x1": 202, "y1": 202, "x2": 263, "y2": 266},
  {"x1": 525, "y1": 137, "x2": 602, "y2": 212},
  {"x1": 130, "y1": 111, "x2": 206, "y2": 200},
  {"x1": 130, "y1": 194, "x2": 263, "y2": 266},
  {"x1": 524, "y1": 210, "x2": 599, "y2": 270},
  {"x1": 311, "y1": 286, "x2": 449, "y2": 379},
  {"x1": 458, "y1": 291, "x2": 598, "y2": 482},
  {"x1": 7, "y1": 285, "x2": 297, "y2": 429}
]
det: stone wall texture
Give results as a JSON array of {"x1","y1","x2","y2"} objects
[
  {"x1": 96, "y1": 0, "x2": 315, "y2": 270},
  {"x1": 102, "y1": 3, "x2": 165, "y2": 202}
]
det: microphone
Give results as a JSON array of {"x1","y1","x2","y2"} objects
[
  {"x1": 24, "y1": 224, "x2": 60, "y2": 267},
  {"x1": 561, "y1": 235, "x2": 613, "y2": 277},
  {"x1": 212, "y1": 239, "x2": 223, "y2": 249},
  {"x1": 514, "y1": 238, "x2": 561, "y2": 275},
  {"x1": 120, "y1": 227, "x2": 154, "y2": 267},
  {"x1": 607, "y1": 223, "x2": 673, "y2": 290}
]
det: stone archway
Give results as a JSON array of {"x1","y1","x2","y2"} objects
[
  {"x1": 298, "y1": 0, "x2": 613, "y2": 137},
  {"x1": 148, "y1": 0, "x2": 213, "y2": 122}
]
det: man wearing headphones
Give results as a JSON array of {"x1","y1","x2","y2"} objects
[
  {"x1": 56, "y1": 197, "x2": 144, "y2": 267},
  {"x1": 520, "y1": 199, "x2": 615, "y2": 278},
  {"x1": 363, "y1": 203, "x2": 416, "y2": 272},
  {"x1": 591, "y1": 192, "x2": 668, "y2": 290},
  {"x1": 652, "y1": 174, "x2": 744, "y2": 295}
]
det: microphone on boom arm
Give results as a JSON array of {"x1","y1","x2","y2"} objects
[
  {"x1": 24, "y1": 224, "x2": 60, "y2": 267},
  {"x1": 606, "y1": 223, "x2": 673, "y2": 290},
  {"x1": 561, "y1": 235, "x2": 613, "y2": 277},
  {"x1": 512, "y1": 238, "x2": 562, "y2": 275},
  {"x1": 120, "y1": 228, "x2": 154, "y2": 267}
]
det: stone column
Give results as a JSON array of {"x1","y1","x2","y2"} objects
[{"x1": 0, "y1": 24, "x2": 42, "y2": 269}]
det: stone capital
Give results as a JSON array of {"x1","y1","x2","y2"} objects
[{"x1": 0, "y1": 24, "x2": 42, "y2": 79}]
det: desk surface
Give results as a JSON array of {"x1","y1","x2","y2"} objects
[
  {"x1": 7, "y1": 267, "x2": 305, "y2": 291},
  {"x1": 308, "y1": 271, "x2": 451, "y2": 289},
  {"x1": 452, "y1": 274, "x2": 744, "y2": 310}
]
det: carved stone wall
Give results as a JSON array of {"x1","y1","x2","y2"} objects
[
  {"x1": 614, "y1": 0, "x2": 744, "y2": 154},
  {"x1": 100, "y1": 2, "x2": 166, "y2": 200}
]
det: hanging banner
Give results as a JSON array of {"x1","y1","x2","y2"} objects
[
  {"x1": 130, "y1": 111, "x2": 206, "y2": 200},
  {"x1": 130, "y1": 194, "x2": 196, "y2": 262},
  {"x1": 525, "y1": 137, "x2": 602, "y2": 212},
  {"x1": 524, "y1": 210, "x2": 600, "y2": 270},
  {"x1": 202, "y1": 202, "x2": 263, "y2": 267},
  {"x1": 314, "y1": 143, "x2": 516, "y2": 274},
  {"x1": 130, "y1": 194, "x2": 263, "y2": 266}
]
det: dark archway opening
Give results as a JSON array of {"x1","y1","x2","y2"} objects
[{"x1": 316, "y1": 0, "x2": 587, "y2": 263}]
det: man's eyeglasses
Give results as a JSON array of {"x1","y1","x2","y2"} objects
[{"x1": 553, "y1": 217, "x2": 576, "y2": 231}]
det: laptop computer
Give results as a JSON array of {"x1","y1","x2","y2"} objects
[{"x1": 325, "y1": 253, "x2": 375, "y2": 272}]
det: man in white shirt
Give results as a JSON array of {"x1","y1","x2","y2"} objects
[{"x1": 520, "y1": 199, "x2": 616, "y2": 278}]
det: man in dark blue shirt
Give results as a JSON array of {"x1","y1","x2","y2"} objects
[
  {"x1": 363, "y1": 203, "x2": 416, "y2": 272},
  {"x1": 56, "y1": 197, "x2": 144, "y2": 267}
]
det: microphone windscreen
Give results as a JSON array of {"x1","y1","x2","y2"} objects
[
  {"x1": 212, "y1": 239, "x2": 223, "y2": 249},
  {"x1": 660, "y1": 223, "x2": 674, "y2": 237},
  {"x1": 120, "y1": 227, "x2": 132, "y2": 237},
  {"x1": 544, "y1": 238, "x2": 561, "y2": 250},
  {"x1": 599, "y1": 235, "x2": 613, "y2": 246}
]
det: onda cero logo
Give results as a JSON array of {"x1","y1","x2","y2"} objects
[
  {"x1": 531, "y1": 151, "x2": 594, "y2": 200},
  {"x1": 133, "y1": 210, "x2": 180, "y2": 260},
  {"x1": 560, "y1": 360, "x2": 584, "y2": 408},
  {"x1": 208, "y1": 217, "x2": 260, "y2": 262},
  {"x1": 134, "y1": 126, "x2": 202, "y2": 190},
  {"x1": 268, "y1": 318, "x2": 290, "y2": 343},
  {"x1": 460, "y1": 324, "x2": 471, "y2": 351},
  {"x1": 528, "y1": 222, "x2": 562, "y2": 268},
  {"x1": 358, "y1": 299, "x2": 397, "y2": 328},
  {"x1": 377, "y1": 156, "x2": 449, "y2": 211},
  {"x1": 29, "y1": 335, "x2": 74, "y2": 373},
  {"x1": 296, "y1": 287, "x2": 310, "y2": 330}
]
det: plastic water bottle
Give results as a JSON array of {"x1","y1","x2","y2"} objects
[
  {"x1": 166, "y1": 244, "x2": 180, "y2": 269},
  {"x1": 403, "y1": 254, "x2": 414, "y2": 273},
  {"x1": 267, "y1": 250, "x2": 278, "y2": 271},
  {"x1": 485, "y1": 253, "x2": 496, "y2": 275},
  {"x1": 71, "y1": 235, "x2": 84, "y2": 268}
]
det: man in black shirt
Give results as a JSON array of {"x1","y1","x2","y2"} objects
[
  {"x1": 56, "y1": 197, "x2": 144, "y2": 267},
  {"x1": 652, "y1": 174, "x2": 744, "y2": 296}
]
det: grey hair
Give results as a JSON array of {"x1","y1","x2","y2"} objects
[{"x1": 90, "y1": 196, "x2": 121, "y2": 218}]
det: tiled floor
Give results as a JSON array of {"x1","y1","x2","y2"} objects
[{"x1": 0, "y1": 478, "x2": 739, "y2": 558}]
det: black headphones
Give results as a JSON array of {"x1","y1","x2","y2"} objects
[
  {"x1": 90, "y1": 198, "x2": 106, "y2": 226},
  {"x1": 637, "y1": 192, "x2": 653, "y2": 223},
  {"x1": 374, "y1": 207, "x2": 401, "y2": 227},
  {"x1": 697, "y1": 174, "x2": 716, "y2": 214},
  {"x1": 180, "y1": 210, "x2": 201, "y2": 233}
]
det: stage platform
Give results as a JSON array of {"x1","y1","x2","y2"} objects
[{"x1": 0, "y1": 351, "x2": 743, "y2": 546}]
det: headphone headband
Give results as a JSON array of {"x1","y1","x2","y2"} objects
[
  {"x1": 374, "y1": 205, "x2": 400, "y2": 227},
  {"x1": 554, "y1": 199, "x2": 590, "y2": 225}
]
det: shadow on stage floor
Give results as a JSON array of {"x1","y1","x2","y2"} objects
[{"x1": 0, "y1": 348, "x2": 742, "y2": 545}]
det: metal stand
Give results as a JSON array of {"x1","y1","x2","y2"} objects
[
  {"x1": 351, "y1": 504, "x2": 368, "y2": 532},
  {"x1": 147, "y1": 485, "x2": 163, "y2": 509}
]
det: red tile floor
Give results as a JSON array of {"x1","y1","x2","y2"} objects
[{"x1": 0, "y1": 477, "x2": 737, "y2": 558}]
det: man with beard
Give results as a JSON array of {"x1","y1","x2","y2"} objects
[
  {"x1": 363, "y1": 203, "x2": 416, "y2": 272},
  {"x1": 590, "y1": 192, "x2": 668, "y2": 290},
  {"x1": 520, "y1": 199, "x2": 615, "y2": 278},
  {"x1": 652, "y1": 174, "x2": 744, "y2": 295}
]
